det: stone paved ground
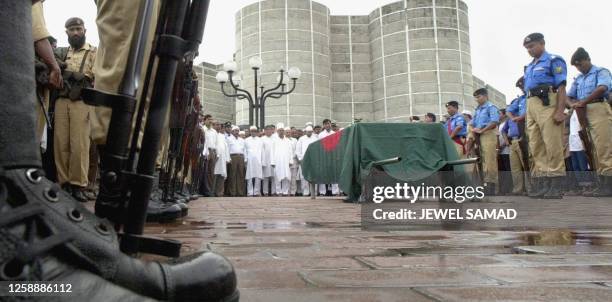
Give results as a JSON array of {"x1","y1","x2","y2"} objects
[{"x1": 144, "y1": 196, "x2": 612, "y2": 301}]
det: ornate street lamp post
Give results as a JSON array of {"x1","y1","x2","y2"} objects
[{"x1": 216, "y1": 56, "x2": 301, "y2": 129}]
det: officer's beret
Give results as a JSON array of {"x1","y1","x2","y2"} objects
[
  {"x1": 65, "y1": 17, "x2": 84, "y2": 28},
  {"x1": 523, "y1": 33, "x2": 544, "y2": 45},
  {"x1": 446, "y1": 100, "x2": 459, "y2": 108},
  {"x1": 473, "y1": 88, "x2": 488, "y2": 97},
  {"x1": 515, "y1": 76, "x2": 525, "y2": 88},
  {"x1": 224, "y1": 121, "x2": 232, "y2": 127},
  {"x1": 571, "y1": 47, "x2": 590, "y2": 65}
]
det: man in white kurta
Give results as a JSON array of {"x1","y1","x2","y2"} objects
[
  {"x1": 245, "y1": 126, "x2": 264, "y2": 196},
  {"x1": 295, "y1": 126, "x2": 317, "y2": 196},
  {"x1": 213, "y1": 124, "x2": 231, "y2": 197},
  {"x1": 271, "y1": 125, "x2": 293, "y2": 196},
  {"x1": 317, "y1": 119, "x2": 339, "y2": 195},
  {"x1": 261, "y1": 125, "x2": 276, "y2": 196}
]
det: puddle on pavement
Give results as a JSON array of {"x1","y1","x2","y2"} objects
[
  {"x1": 519, "y1": 230, "x2": 611, "y2": 246},
  {"x1": 159, "y1": 220, "x2": 325, "y2": 232}
]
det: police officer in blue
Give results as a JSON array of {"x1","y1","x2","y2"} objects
[
  {"x1": 470, "y1": 88, "x2": 500, "y2": 195},
  {"x1": 523, "y1": 33, "x2": 567, "y2": 199},
  {"x1": 567, "y1": 47, "x2": 612, "y2": 197},
  {"x1": 504, "y1": 77, "x2": 529, "y2": 195},
  {"x1": 445, "y1": 100, "x2": 468, "y2": 158}
]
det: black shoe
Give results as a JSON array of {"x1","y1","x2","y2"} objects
[
  {"x1": 5, "y1": 167, "x2": 239, "y2": 302},
  {"x1": 147, "y1": 198, "x2": 183, "y2": 223},
  {"x1": 71, "y1": 185, "x2": 88, "y2": 203},
  {"x1": 529, "y1": 177, "x2": 549, "y2": 198},
  {"x1": 166, "y1": 197, "x2": 189, "y2": 217},
  {"x1": 62, "y1": 182, "x2": 73, "y2": 195},
  {"x1": 0, "y1": 168, "x2": 155, "y2": 302},
  {"x1": 590, "y1": 176, "x2": 612, "y2": 197},
  {"x1": 543, "y1": 177, "x2": 563, "y2": 199}
]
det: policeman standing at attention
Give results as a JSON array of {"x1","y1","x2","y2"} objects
[
  {"x1": 445, "y1": 100, "x2": 468, "y2": 159},
  {"x1": 54, "y1": 17, "x2": 96, "y2": 202},
  {"x1": 567, "y1": 47, "x2": 612, "y2": 197},
  {"x1": 522, "y1": 33, "x2": 567, "y2": 199},
  {"x1": 470, "y1": 88, "x2": 500, "y2": 195}
]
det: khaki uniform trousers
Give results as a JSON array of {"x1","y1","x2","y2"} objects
[
  {"x1": 587, "y1": 102, "x2": 612, "y2": 176},
  {"x1": 228, "y1": 154, "x2": 246, "y2": 196},
  {"x1": 53, "y1": 98, "x2": 91, "y2": 186},
  {"x1": 479, "y1": 130, "x2": 498, "y2": 184},
  {"x1": 92, "y1": 0, "x2": 160, "y2": 146},
  {"x1": 526, "y1": 93, "x2": 565, "y2": 177},
  {"x1": 509, "y1": 139, "x2": 526, "y2": 193}
]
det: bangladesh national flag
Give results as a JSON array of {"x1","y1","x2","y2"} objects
[{"x1": 301, "y1": 123, "x2": 462, "y2": 201}]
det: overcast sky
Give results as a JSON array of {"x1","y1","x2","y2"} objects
[{"x1": 44, "y1": 0, "x2": 612, "y2": 104}]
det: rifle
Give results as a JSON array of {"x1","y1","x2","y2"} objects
[
  {"x1": 83, "y1": 0, "x2": 211, "y2": 257},
  {"x1": 472, "y1": 133, "x2": 484, "y2": 183},
  {"x1": 574, "y1": 107, "x2": 596, "y2": 170},
  {"x1": 162, "y1": 58, "x2": 199, "y2": 202}
]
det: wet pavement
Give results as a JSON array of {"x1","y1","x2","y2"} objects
[{"x1": 144, "y1": 196, "x2": 612, "y2": 301}]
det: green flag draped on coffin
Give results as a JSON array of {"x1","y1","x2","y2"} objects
[{"x1": 301, "y1": 123, "x2": 463, "y2": 201}]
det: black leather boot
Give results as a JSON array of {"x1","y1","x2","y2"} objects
[
  {"x1": 5, "y1": 167, "x2": 239, "y2": 302},
  {"x1": 0, "y1": 168, "x2": 154, "y2": 302},
  {"x1": 529, "y1": 177, "x2": 549, "y2": 198},
  {"x1": 592, "y1": 176, "x2": 612, "y2": 197},
  {"x1": 543, "y1": 177, "x2": 563, "y2": 199}
]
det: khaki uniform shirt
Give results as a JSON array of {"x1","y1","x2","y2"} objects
[
  {"x1": 32, "y1": 2, "x2": 50, "y2": 42},
  {"x1": 65, "y1": 43, "x2": 97, "y2": 80}
]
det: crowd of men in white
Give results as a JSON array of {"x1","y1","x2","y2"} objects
[{"x1": 200, "y1": 117, "x2": 341, "y2": 197}]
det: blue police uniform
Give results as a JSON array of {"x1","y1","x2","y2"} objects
[
  {"x1": 567, "y1": 65, "x2": 611, "y2": 100},
  {"x1": 568, "y1": 65, "x2": 612, "y2": 179},
  {"x1": 524, "y1": 51, "x2": 567, "y2": 91},
  {"x1": 507, "y1": 95, "x2": 527, "y2": 117},
  {"x1": 502, "y1": 119, "x2": 520, "y2": 139},
  {"x1": 471, "y1": 101, "x2": 500, "y2": 129},
  {"x1": 524, "y1": 51, "x2": 567, "y2": 181},
  {"x1": 445, "y1": 113, "x2": 467, "y2": 137}
]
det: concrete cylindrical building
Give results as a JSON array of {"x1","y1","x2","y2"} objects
[
  {"x1": 224, "y1": 0, "x2": 502, "y2": 127},
  {"x1": 368, "y1": 0, "x2": 472, "y2": 122},
  {"x1": 235, "y1": 0, "x2": 331, "y2": 127}
]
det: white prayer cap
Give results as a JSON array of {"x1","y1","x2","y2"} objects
[
  {"x1": 249, "y1": 125, "x2": 257, "y2": 131},
  {"x1": 231, "y1": 125, "x2": 239, "y2": 131},
  {"x1": 340, "y1": 127, "x2": 344, "y2": 131},
  {"x1": 239, "y1": 131, "x2": 245, "y2": 135},
  {"x1": 462, "y1": 110, "x2": 472, "y2": 116},
  {"x1": 304, "y1": 126, "x2": 313, "y2": 132},
  {"x1": 284, "y1": 127, "x2": 291, "y2": 131},
  {"x1": 276, "y1": 122, "x2": 285, "y2": 129},
  {"x1": 305, "y1": 121, "x2": 313, "y2": 126}
]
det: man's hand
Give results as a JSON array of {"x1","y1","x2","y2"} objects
[
  {"x1": 49, "y1": 66, "x2": 63, "y2": 89},
  {"x1": 571, "y1": 100, "x2": 587, "y2": 108},
  {"x1": 472, "y1": 128, "x2": 483, "y2": 134},
  {"x1": 553, "y1": 111, "x2": 566, "y2": 124}
]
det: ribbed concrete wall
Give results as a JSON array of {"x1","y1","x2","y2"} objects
[
  {"x1": 330, "y1": 16, "x2": 374, "y2": 127},
  {"x1": 195, "y1": 63, "x2": 235, "y2": 123},
  {"x1": 235, "y1": 0, "x2": 331, "y2": 127},
  {"x1": 369, "y1": 0, "x2": 473, "y2": 122}
]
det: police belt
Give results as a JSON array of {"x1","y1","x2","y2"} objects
[
  {"x1": 527, "y1": 85, "x2": 558, "y2": 98},
  {"x1": 509, "y1": 137, "x2": 521, "y2": 143},
  {"x1": 589, "y1": 98, "x2": 606, "y2": 104}
]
